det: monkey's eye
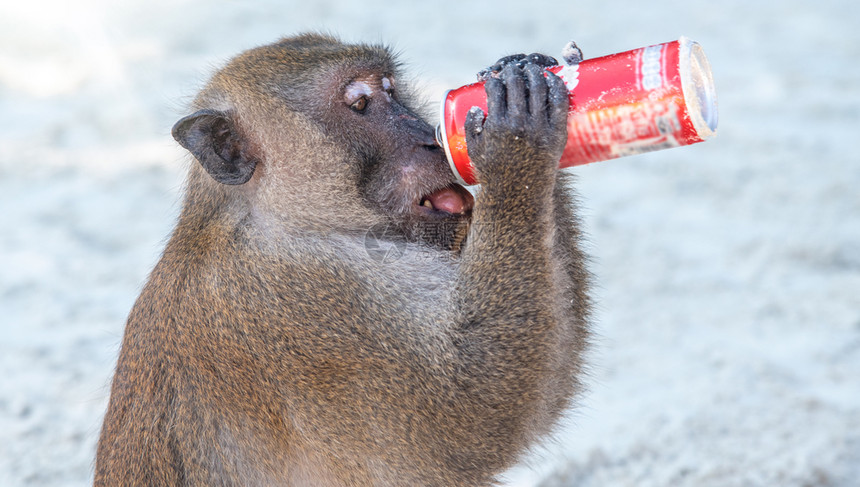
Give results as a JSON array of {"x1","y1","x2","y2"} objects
[{"x1": 350, "y1": 96, "x2": 369, "y2": 113}]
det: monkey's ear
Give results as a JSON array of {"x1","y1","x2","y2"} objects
[{"x1": 172, "y1": 109, "x2": 257, "y2": 185}]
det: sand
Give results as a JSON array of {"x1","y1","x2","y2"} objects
[{"x1": 1, "y1": 1, "x2": 858, "y2": 485}]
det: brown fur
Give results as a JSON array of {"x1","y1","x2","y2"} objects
[{"x1": 95, "y1": 33, "x2": 590, "y2": 486}]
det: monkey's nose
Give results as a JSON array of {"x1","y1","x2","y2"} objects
[{"x1": 414, "y1": 129, "x2": 442, "y2": 150}]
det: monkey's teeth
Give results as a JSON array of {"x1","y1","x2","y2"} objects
[{"x1": 421, "y1": 199, "x2": 434, "y2": 209}]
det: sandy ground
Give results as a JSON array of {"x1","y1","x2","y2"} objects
[{"x1": 1, "y1": 1, "x2": 858, "y2": 485}]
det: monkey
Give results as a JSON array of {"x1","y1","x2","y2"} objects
[{"x1": 94, "y1": 33, "x2": 590, "y2": 486}]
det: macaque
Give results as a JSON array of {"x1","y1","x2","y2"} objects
[{"x1": 95, "y1": 33, "x2": 590, "y2": 486}]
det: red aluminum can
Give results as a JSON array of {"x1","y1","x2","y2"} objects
[{"x1": 437, "y1": 37, "x2": 718, "y2": 185}]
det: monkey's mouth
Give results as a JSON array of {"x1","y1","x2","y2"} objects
[{"x1": 416, "y1": 184, "x2": 474, "y2": 217}]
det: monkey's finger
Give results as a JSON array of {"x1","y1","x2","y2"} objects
[
  {"x1": 546, "y1": 70, "x2": 570, "y2": 130},
  {"x1": 485, "y1": 76, "x2": 506, "y2": 124},
  {"x1": 477, "y1": 54, "x2": 527, "y2": 81},
  {"x1": 465, "y1": 106, "x2": 488, "y2": 164},
  {"x1": 497, "y1": 54, "x2": 527, "y2": 66},
  {"x1": 523, "y1": 53, "x2": 559, "y2": 69},
  {"x1": 465, "y1": 106, "x2": 487, "y2": 140},
  {"x1": 502, "y1": 64, "x2": 527, "y2": 129},
  {"x1": 525, "y1": 64, "x2": 548, "y2": 124}
]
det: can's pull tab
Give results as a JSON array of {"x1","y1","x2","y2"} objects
[{"x1": 561, "y1": 40, "x2": 583, "y2": 66}]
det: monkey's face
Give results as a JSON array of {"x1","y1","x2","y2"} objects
[
  {"x1": 321, "y1": 70, "x2": 475, "y2": 249},
  {"x1": 173, "y1": 36, "x2": 475, "y2": 250}
]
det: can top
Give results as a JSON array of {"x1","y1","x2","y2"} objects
[{"x1": 679, "y1": 37, "x2": 718, "y2": 139}]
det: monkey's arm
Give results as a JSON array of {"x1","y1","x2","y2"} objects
[{"x1": 448, "y1": 62, "x2": 578, "y2": 433}]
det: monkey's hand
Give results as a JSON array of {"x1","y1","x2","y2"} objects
[{"x1": 465, "y1": 62, "x2": 569, "y2": 200}]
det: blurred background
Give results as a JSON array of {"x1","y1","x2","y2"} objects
[{"x1": 1, "y1": 1, "x2": 858, "y2": 485}]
